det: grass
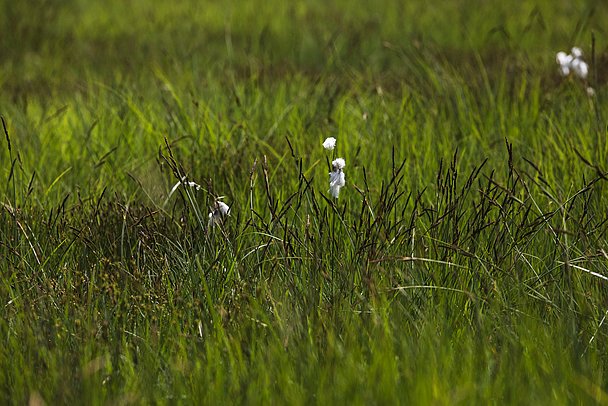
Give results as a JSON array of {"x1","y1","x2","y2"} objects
[{"x1": 2, "y1": 0, "x2": 608, "y2": 403}]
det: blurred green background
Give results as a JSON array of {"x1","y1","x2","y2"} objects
[
  {"x1": 2, "y1": 2, "x2": 608, "y2": 403},
  {"x1": 2, "y1": 0, "x2": 606, "y2": 97}
]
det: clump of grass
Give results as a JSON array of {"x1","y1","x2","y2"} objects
[{"x1": 2, "y1": 0, "x2": 608, "y2": 403}]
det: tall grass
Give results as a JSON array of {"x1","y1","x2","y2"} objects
[{"x1": 1, "y1": 0, "x2": 608, "y2": 403}]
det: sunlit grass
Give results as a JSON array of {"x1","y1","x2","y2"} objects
[{"x1": 1, "y1": 0, "x2": 608, "y2": 404}]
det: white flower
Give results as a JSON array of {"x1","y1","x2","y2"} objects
[
  {"x1": 332, "y1": 158, "x2": 346, "y2": 170},
  {"x1": 329, "y1": 171, "x2": 345, "y2": 198},
  {"x1": 587, "y1": 87, "x2": 596, "y2": 97},
  {"x1": 556, "y1": 51, "x2": 572, "y2": 76},
  {"x1": 329, "y1": 158, "x2": 346, "y2": 198},
  {"x1": 208, "y1": 200, "x2": 230, "y2": 227},
  {"x1": 571, "y1": 58, "x2": 588, "y2": 79},
  {"x1": 323, "y1": 137, "x2": 337, "y2": 150},
  {"x1": 556, "y1": 47, "x2": 588, "y2": 79}
]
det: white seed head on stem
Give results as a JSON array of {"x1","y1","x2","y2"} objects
[
  {"x1": 323, "y1": 137, "x2": 337, "y2": 150},
  {"x1": 332, "y1": 158, "x2": 346, "y2": 171},
  {"x1": 328, "y1": 158, "x2": 346, "y2": 198},
  {"x1": 556, "y1": 47, "x2": 589, "y2": 80},
  {"x1": 556, "y1": 51, "x2": 572, "y2": 76},
  {"x1": 556, "y1": 51, "x2": 570, "y2": 65},
  {"x1": 208, "y1": 200, "x2": 230, "y2": 227},
  {"x1": 571, "y1": 59, "x2": 589, "y2": 79}
]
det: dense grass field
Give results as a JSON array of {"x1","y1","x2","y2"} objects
[{"x1": 2, "y1": 0, "x2": 608, "y2": 403}]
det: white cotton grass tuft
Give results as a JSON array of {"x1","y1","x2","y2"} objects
[
  {"x1": 556, "y1": 52, "x2": 572, "y2": 76},
  {"x1": 323, "y1": 137, "x2": 337, "y2": 150},
  {"x1": 208, "y1": 200, "x2": 230, "y2": 228},
  {"x1": 329, "y1": 158, "x2": 346, "y2": 198},
  {"x1": 167, "y1": 176, "x2": 202, "y2": 202},
  {"x1": 571, "y1": 58, "x2": 589, "y2": 79},
  {"x1": 332, "y1": 158, "x2": 345, "y2": 170},
  {"x1": 556, "y1": 47, "x2": 588, "y2": 79},
  {"x1": 571, "y1": 47, "x2": 583, "y2": 59}
]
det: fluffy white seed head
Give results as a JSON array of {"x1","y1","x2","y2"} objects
[
  {"x1": 323, "y1": 137, "x2": 337, "y2": 150},
  {"x1": 556, "y1": 51, "x2": 571, "y2": 65},
  {"x1": 216, "y1": 201, "x2": 230, "y2": 216},
  {"x1": 328, "y1": 158, "x2": 346, "y2": 198},
  {"x1": 332, "y1": 158, "x2": 346, "y2": 171},
  {"x1": 329, "y1": 170, "x2": 346, "y2": 198},
  {"x1": 571, "y1": 47, "x2": 583, "y2": 59},
  {"x1": 208, "y1": 200, "x2": 230, "y2": 227},
  {"x1": 571, "y1": 58, "x2": 588, "y2": 79},
  {"x1": 556, "y1": 49, "x2": 590, "y2": 79},
  {"x1": 556, "y1": 51, "x2": 573, "y2": 76}
]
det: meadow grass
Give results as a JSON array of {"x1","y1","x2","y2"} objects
[{"x1": 2, "y1": 0, "x2": 608, "y2": 403}]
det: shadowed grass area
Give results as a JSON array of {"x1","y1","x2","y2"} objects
[{"x1": 1, "y1": 0, "x2": 608, "y2": 404}]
